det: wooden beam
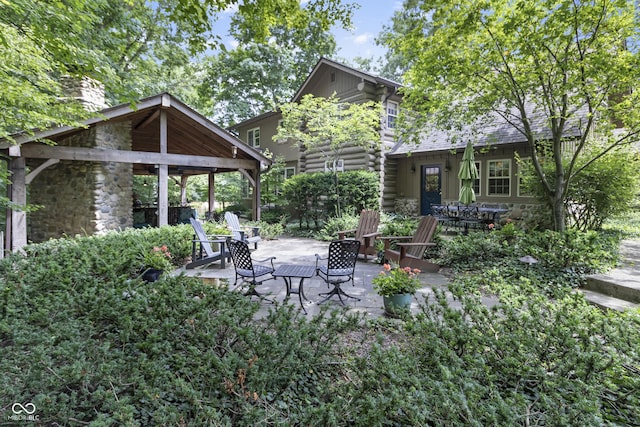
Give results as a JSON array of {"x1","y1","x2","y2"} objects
[
  {"x1": 26, "y1": 159, "x2": 60, "y2": 185},
  {"x1": 134, "y1": 110, "x2": 160, "y2": 130},
  {"x1": 18, "y1": 143, "x2": 257, "y2": 170}
]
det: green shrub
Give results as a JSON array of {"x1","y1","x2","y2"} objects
[
  {"x1": 316, "y1": 213, "x2": 360, "y2": 241},
  {"x1": 0, "y1": 227, "x2": 364, "y2": 425},
  {"x1": 282, "y1": 170, "x2": 379, "y2": 230}
]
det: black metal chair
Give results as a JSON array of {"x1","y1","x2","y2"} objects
[
  {"x1": 226, "y1": 238, "x2": 275, "y2": 299},
  {"x1": 458, "y1": 205, "x2": 482, "y2": 233},
  {"x1": 315, "y1": 240, "x2": 361, "y2": 305}
]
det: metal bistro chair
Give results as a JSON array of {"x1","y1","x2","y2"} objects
[
  {"x1": 315, "y1": 240, "x2": 361, "y2": 305},
  {"x1": 226, "y1": 238, "x2": 275, "y2": 299}
]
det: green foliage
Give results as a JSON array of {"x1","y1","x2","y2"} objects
[
  {"x1": 282, "y1": 171, "x2": 380, "y2": 230},
  {"x1": 521, "y1": 144, "x2": 640, "y2": 231},
  {"x1": 386, "y1": 0, "x2": 640, "y2": 231},
  {"x1": 372, "y1": 264, "x2": 422, "y2": 297},
  {"x1": 275, "y1": 94, "x2": 382, "y2": 159},
  {"x1": 342, "y1": 282, "x2": 640, "y2": 426},
  {"x1": 0, "y1": 226, "x2": 364, "y2": 425},
  {"x1": 1, "y1": 226, "x2": 637, "y2": 425},
  {"x1": 439, "y1": 228, "x2": 621, "y2": 296},
  {"x1": 316, "y1": 213, "x2": 360, "y2": 241}
]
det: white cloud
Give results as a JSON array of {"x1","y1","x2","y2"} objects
[{"x1": 353, "y1": 33, "x2": 374, "y2": 45}]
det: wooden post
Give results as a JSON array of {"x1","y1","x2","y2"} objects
[
  {"x1": 208, "y1": 172, "x2": 215, "y2": 216},
  {"x1": 180, "y1": 175, "x2": 188, "y2": 206},
  {"x1": 253, "y1": 166, "x2": 261, "y2": 221},
  {"x1": 158, "y1": 110, "x2": 168, "y2": 226},
  {"x1": 10, "y1": 157, "x2": 27, "y2": 251}
]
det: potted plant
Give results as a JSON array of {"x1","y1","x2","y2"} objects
[
  {"x1": 372, "y1": 263, "x2": 422, "y2": 316},
  {"x1": 140, "y1": 245, "x2": 173, "y2": 282}
]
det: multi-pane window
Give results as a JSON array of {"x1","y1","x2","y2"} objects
[
  {"x1": 324, "y1": 159, "x2": 344, "y2": 172},
  {"x1": 487, "y1": 159, "x2": 511, "y2": 196},
  {"x1": 387, "y1": 101, "x2": 398, "y2": 129},
  {"x1": 283, "y1": 167, "x2": 295, "y2": 179},
  {"x1": 247, "y1": 127, "x2": 260, "y2": 148}
]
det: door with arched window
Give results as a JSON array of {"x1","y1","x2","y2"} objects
[{"x1": 420, "y1": 165, "x2": 442, "y2": 215}]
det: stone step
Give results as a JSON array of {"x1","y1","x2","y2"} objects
[
  {"x1": 576, "y1": 289, "x2": 640, "y2": 312},
  {"x1": 584, "y1": 270, "x2": 640, "y2": 303}
]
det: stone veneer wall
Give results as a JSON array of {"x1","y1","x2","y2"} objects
[
  {"x1": 28, "y1": 122, "x2": 133, "y2": 243},
  {"x1": 394, "y1": 198, "x2": 419, "y2": 217}
]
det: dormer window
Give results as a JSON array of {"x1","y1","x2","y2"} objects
[
  {"x1": 387, "y1": 101, "x2": 398, "y2": 129},
  {"x1": 247, "y1": 127, "x2": 260, "y2": 148}
]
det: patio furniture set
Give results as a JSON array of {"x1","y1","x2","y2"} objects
[
  {"x1": 431, "y1": 203, "x2": 508, "y2": 233},
  {"x1": 185, "y1": 210, "x2": 440, "y2": 313}
]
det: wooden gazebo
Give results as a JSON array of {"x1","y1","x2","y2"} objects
[{"x1": 2, "y1": 92, "x2": 271, "y2": 252}]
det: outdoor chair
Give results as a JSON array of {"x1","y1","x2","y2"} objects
[
  {"x1": 431, "y1": 204, "x2": 457, "y2": 232},
  {"x1": 337, "y1": 209, "x2": 380, "y2": 261},
  {"x1": 224, "y1": 211, "x2": 261, "y2": 249},
  {"x1": 226, "y1": 238, "x2": 275, "y2": 299},
  {"x1": 315, "y1": 240, "x2": 361, "y2": 305},
  {"x1": 458, "y1": 205, "x2": 482, "y2": 233},
  {"x1": 379, "y1": 215, "x2": 440, "y2": 272},
  {"x1": 186, "y1": 218, "x2": 229, "y2": 269}
]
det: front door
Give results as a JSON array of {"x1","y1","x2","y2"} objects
[{"x1": 420, "y1": 165, "x2": 442, "y2": 215}]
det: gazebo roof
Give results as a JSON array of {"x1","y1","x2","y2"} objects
[{"x1": 3, "y1": 92, "x2": 271, "y2": 175}]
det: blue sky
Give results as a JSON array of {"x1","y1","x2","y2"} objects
[
  {"x1": 331, "y1": 1, "x2": 403, "y2": 61},
  {"x1": 214, "y1": 1, "x2": 403, "y2": 61}
]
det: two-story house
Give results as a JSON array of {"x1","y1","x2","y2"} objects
[
  {"x1": 229, "y1": 57, "x2": 403, "y2": 212},
  {"x1": 231, "y1": 58, "x2": 585, "y2": 221}
]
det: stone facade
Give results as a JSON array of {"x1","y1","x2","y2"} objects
[
  {"x1": 28, "y1": 122, "x2": 133, "y2": 242},
  {"x1": 394, "y1": 198, "x2": 419, "y2": 217}
]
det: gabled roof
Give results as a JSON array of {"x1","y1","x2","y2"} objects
[
  {"x1": 229, "y1": 57, "x2": 403, "y2": 131},
  {"x1": 389, "y1": 104, "x2": 586, "y2": 157},
  {"x1": 4, "y1": 92, "x2": 271, "y2": 173},
  {"x1": 291, "y1": 57, "x2": 403, "y2": 102}
]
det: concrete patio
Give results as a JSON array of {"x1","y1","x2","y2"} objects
[{"x1": 177, "y1": 236, "x2": 499, "y2": 318}]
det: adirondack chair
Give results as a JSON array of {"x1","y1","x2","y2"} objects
[
  {"x1": 224, "y1": 211, "x2": 261, "y2": 249},
  {"x1": 186, "y1": 218, "x2": 229, "y2": 269},
  {"x1": 379, "y1": 215, "x2": 440, "y2": 272},
  {"x1": 337, "y1": 210, "x2": 380, "y2": 261}
]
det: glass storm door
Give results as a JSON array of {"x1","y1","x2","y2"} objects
[{"x1": 420, "y1": 165, "x2": 442, "y2": 215}]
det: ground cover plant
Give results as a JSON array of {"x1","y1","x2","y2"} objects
[
  {"x1": 1, "y1": 222, "x2": 639, "y2": 425},
  {"x1": 0, "y1": 226, "x2": 362, "y2": 425}
]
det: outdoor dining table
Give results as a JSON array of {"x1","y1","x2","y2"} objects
[
  {"x1": 272, "y1": 264, "x2": 316, "y2": 313},
  {"x1": 431, "y1": 204, "x2": 508, "y2": 232}
]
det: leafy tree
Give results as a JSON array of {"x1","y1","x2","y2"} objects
[
  {"x1": 520, "y1": 142, "x2": 640, "y2": 231},
  {"x1": 384, "y1": 0, "x2": 640, "y2": 231},
  {"x1": 275, "y1": 93, "x2": 382, "y2": 161},
  {"x1": 1, "y1": 0, "x2": 355, "y2": 208},
  {"x1": 274, "y1": 93, "x2": 382, "y2": 215},
  {"x1": 199, "y1": 12, "x2": 345, "y2": 126}
]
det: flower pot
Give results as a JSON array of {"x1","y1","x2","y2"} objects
[
  {"x1": 383, "y1": 293, "x2": 413, "y2": 316},
  {"x1": 142, "y1": 268, "x2": 163, "y2": 283}
]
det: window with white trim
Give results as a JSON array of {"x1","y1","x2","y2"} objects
[
  {"x1": 283, "y1": 167, "x2": 295, "y2": 179},
  {"x1": 487, "y1": 159, "x2": 511, "y2": 196},
  {"x1": 387, "y1": 101, "x2": 398, "y2": 129},
  {"x1": 325, "y1": 159, "x2": 344, "y2": 172},
  {"x1": 247, "y1": 127, "x2": 260, "y2": 148}
]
